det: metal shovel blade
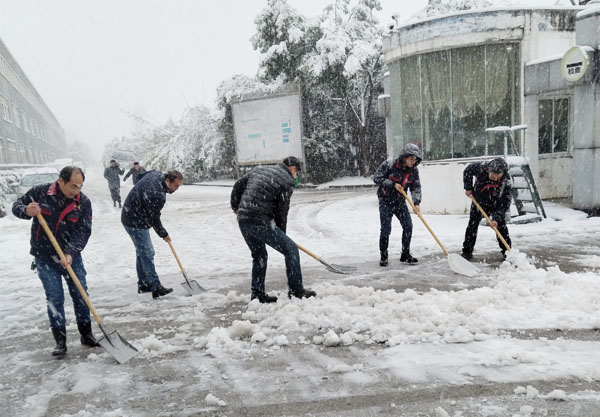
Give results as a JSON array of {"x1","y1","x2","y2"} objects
[
  {"x1": 447, "y1": 253, "x2": 480, "y2": 277},
  {"x1": 97, "y1": 323, "x2": 139, "y2": 364},
  {"x1": 323, "y1": 261, "x2": 355, "y2": 275},
  {"x1": 181, "y1": 279, "x2": 206, "y2": 295}
]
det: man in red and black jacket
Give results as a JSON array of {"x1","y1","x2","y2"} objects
[
  {"x1": 373, "y1": 143, "x2": 422, "y2": 267},
  {"x1": 461, "y1": 157, "x2": 512, "y2": 260},
  {"x1": 12, "y1": 166, "x2": 99, "y2": 358}
]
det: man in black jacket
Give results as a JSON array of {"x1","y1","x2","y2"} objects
[
  {"x1": 373, "y1": 143, "x2": 422, "y2": 267},
  {"x1": 121, "y1": 170, "x2": 183, "y2": 298},
  {"x1": 123, "y1": 162, "x2": 146, "y2": 185},
  {"x1": 12, "y1": 166, "x2": 99, "y2": 357},
  {"x1": 231, "y1": 156, "x2": 315, "y2": 303},
  {"x1": 461, "y1": 157, "x2": 512, "y2": 260},
  {"x1": 104, "y1": 159, "x2": 124, "y2": 207}
]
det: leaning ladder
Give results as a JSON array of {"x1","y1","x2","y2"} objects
[{"x1": 485, "y1": 125, "x2": 546, "y2": 224}]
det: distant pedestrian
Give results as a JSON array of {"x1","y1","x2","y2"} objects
[
  {"x1": 461, "y1": 157, "x2": 512, "y2": 260},
  {"x1": 121, "y1": 170, "x2": 183, "y2": 298},
  {"x1": 231, "y1": 156, "x2": 316, "y2": 303},
  {"x1": 123, "y1": 162, "x2": 146, "y2": 185},
  {"x1": 373, "y1": 143, "x2": 422, "y2": 267},
  {"x1": 12, "y1": 166, "x2": 100, "y2": 357},
  {"x1": 103, "y1": 159, "x2": 124, "y2": 207}
]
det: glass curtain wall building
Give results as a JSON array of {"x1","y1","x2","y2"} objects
[{"x1": 388, "y1": 43, "x2": 520, "y2": 160}]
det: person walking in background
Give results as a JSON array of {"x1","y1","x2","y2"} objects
[
  {"x1": 373, "y1": 143, "x2": 423, "y2": 267},
  {"x1": 104, "y1": 159, "x2": 124, "y2": 207},
  {"x1": 123, "y1": 162, "x2": 146, "y2": 185},
  {"x1": 231, "y1": 156, "x2": 316, "y2": 303},
  {"x1": 461, "y1": 157, "x2": 512, "y2": 261},
  {"x1": 12, "y1": 166, "x2": 99, "y2": 358},
  {"x1": 121, "y1": 169, "x2": 183, "y2": 298}
]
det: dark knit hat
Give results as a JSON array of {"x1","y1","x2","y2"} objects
[{"x1": 283, "y1": 156, "x2": 302, "y2": 171}]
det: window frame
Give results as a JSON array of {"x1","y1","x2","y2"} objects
[{"x1": 538, "y1": 95, "x2": 571, "y2": 158}]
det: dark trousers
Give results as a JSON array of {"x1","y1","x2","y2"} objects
[
  {"x1": 462, "y1": 203, "x2": 511, "y2": 254},
  {"x1": 36, "y1": 256, "x2": 91, "y2": 328},
  {"x1": 109, "y1": 186, "x2": 121, "y2": 203},
  {"x1": 238, "y1": 222, "x2": 303, "y2": 296},
  {"x1": 379, "y1": 201, "x2": 412, "y2": 254}
]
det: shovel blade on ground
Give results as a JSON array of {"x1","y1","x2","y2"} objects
[
  {"x1": 181, "y1": 280, "x2": 206, "y2": 295},
  {"x1": 326, "y1": 263, "x2": 356, "y2": 275},
  {"x1": 98, "y1": 330, "x2": 139, "y2": 364},
  {"x1": 447, "y1": 253, "x2": 480, "y2": 277}
]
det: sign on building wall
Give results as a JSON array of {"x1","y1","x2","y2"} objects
[
  {"x1": 232, "y1": 92, "x2": 303, "y2": 166},
  {"x1": 561, "y1": 46, "x2": 590, "y2": 82}
]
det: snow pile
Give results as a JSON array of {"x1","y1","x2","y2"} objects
[{"x1": 205, "y1": 251, "x2": 599, "y2": 350}]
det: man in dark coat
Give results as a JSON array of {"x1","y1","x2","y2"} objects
[
  {"x1": 461, "y1": 157, "x2": 512, "y2": 260},
  {"x1": 12, "y1": 166, "x2": 99, "y2": 357},
  {"x1": 373, "y1": 143, "x2": 422, "y2": 267},
  {"x1": 103, "y1": 159, "x2": 124, "y2": 207},
  {"x1": 121, "y1": 169, "x2": 183, "y2": 298},
  {"x1": 231, "y1": 156, "x2": 316, "y2": 303},
  {"x1": 123, "y1": 162, "x2": 146, "y2": 185}
]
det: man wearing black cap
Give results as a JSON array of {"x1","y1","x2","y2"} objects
[
  {"x1": 123, "y1": 162, "x2": 146, "y2": 185},
  {"x1": 461, "y1": 157, "x2": 512, "y2": 260},
  {"x1": 231, "y1": 156, "x2": 316, "y2": 303},
  {"x1": 103, "y1": 159, "x2": 124, "y2": 207}
]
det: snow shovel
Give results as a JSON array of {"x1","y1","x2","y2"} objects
[
  {"x1": 36, "y1": 214, "x2": 138, "y2": 364},
  {"x1": 469, "y1": 195, "x2": 512, "y2": 252},
  {"x1": 167, "y1": 241, "x2": 206, "y2": 295},
  {"x1": 296, "y1": 244, "x2": 356, "y2": 275},
  {"x1": 397, "y1": 187, "x2": 480, "y2": 277}
]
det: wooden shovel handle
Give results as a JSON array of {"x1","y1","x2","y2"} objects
[
  {"x1": 397, "y1": 187, "x2": 448, "y2": 256},
  {"x1": 36, "y1": 214, "x2": 103, "y2": 325},
  {"x1": 296, "y1": 244, "x2": 321, "y2": 262},
  {"x1": 469, "y1": 195, "x2": 512, "y2": 252},
  {"x1": 167, "y1": 241, "x2": 186, "y2": 273}
]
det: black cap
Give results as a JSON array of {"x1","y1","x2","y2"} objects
[
  {"x1": 133, "y1": 162, "x2": 139, "y2": 165},
  {"x1": 283, "y1": 156, "x2": 301, "y2": 171},
  {"x1": 110, "y1": 159, "x2": 116, "y2": 163},
  {"x1": 488, "y1": 158, "x2": 508, "y2": 174}
]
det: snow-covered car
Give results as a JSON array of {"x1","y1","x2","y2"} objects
[{"x1": 16, "y1": 168, "x2": 60, "y2": 198}]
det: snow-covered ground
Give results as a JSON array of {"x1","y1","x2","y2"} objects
[{"x1": 1, "y1": 169, "x2": 599, "y2": 416}]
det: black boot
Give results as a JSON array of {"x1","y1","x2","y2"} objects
[
  {"x1": 51, "y1": 327, "x2": 67, "y2": 357},
  {"x1": 113, "y1": 200, "x2": 116, "y2": 207},
  {"x1": 77, "y1": 322, "x2": 100, "y2": 347},
  {"x1": 118, "y1": 200, "x2": 122, "y2": 208},
  {"x1": 288, "y1": 288, "x2": 317, "y2": 299},
  {"x1": 461, "y1": 251, "x2": 473, "y2": 261},
  {"x1": 251, "y1": 293, "x2": 278, "y2": 303},
  {"x1": 152, "y1": 284, "x2": 174, "y2": 299},
  {"x1": 379, "y1": 252, "x2": 388, "y2": 267},
  {"x1": 400, "y1": 252, "x2": 418, "y2": 263},
  {"x1": 138, "y1": 284, "x2": 152, "y2": 294}
]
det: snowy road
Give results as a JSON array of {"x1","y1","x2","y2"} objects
[{"x1": 1, "y1": 170, "x2": 600, "y2": 416}]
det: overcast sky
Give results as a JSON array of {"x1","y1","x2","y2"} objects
[{"x1": 0, "y1": 0, "x2": 427, "y2": 158}]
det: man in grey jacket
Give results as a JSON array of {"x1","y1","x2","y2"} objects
[{"x1": 231, "y1": 156, "x2": 316, "y2": 303}]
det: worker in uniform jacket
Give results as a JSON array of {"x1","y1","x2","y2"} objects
[
  {"x1": 121, "y1": 169, "x2": 183, "y2": 298},
  {"x1": 461, "y1": 157, "x2": 512, "y2": 260},
  {"x1": 12, "y1": 166, "x2": 99, "y2": 357},
  {"x1": 123, "y1": 162, "x2": 146, "y2": 185},
  {"x1": 231, "y1": 156, "x2": 316, "y2": 303},
  {"x1": 373, "y1": 143, "x2": 422, "y2": 267},
  {"x1": 103, "y1": 159, "x2": 124, "y2": 207}
]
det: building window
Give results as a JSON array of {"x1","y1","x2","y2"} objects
[
  {"x1": 13, "y1": 105, "x2": 21, "y2": 128},
  {"x1": 0, "y1": 96, "x2": 11, "y2": 122},
  {"x1": 538, "y1": 98, "x2": 569, "y2": 154},
  {"x1": 0, "y1": 138, "x2": 4, "y2": 164},
  {"x1": 389, "y1": 43, "x2": 520, "y2": 160}
]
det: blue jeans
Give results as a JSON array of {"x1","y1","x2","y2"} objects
[
  {"x1": 238, "y1": 222, "x2": 303, "y2": 296},
  {"x1": 123, "y1": 225, "x2": 161, "y2": 291},
  {"x1": 379, "y1": 201, "x2": 413, "y2": 254},
  {"x1": 36, "y1": 256, "x2": 91, "y2": 328}
]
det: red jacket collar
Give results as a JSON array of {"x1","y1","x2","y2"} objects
[{"x1": 47, "y1": 181, "x2": 81, "y2": 202}]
